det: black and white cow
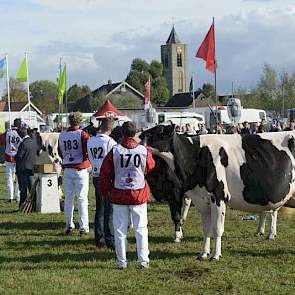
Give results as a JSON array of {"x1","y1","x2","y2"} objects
[{"x1": 141, "y1": 124, "x2": 295, "y2": 260}]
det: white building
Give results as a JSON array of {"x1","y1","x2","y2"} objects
[{"x1": 0, "y1": 101, "x2": 45, "y2": 132}]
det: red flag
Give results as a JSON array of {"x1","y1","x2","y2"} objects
[
  {"x1": 196, "y1": 23, "x2": 216, "y2": 73},
  {"x1": 144, "y1": 78, "x2": 150, "y2": 109}
]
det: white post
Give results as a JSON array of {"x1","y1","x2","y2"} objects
[
  {"x1": 5, "y1": 54, "x2": 11, "y2": 128},
  {"x1": 25, "y1": 52, "x2": 32, "y2": 127}
]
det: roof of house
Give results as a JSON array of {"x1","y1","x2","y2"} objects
[
  {"x1": 165, "y1": 91, "x2": 219, "y2": 108},
  {"x1": 92, "y1": 82, "x2": 121, "y2": 97},
  {"x1": 166, "y1": 26, "x2": 181, "y2": 44},
  {"x1": 0, "y1": 101, "x2": 43, "y2": 115},
  {"x1": 90, "y1": 81, "x2": 144, "y2": 99}
]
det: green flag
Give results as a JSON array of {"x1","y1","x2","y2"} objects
[
  {"x1": 57, "y1": 65, "x2": 66, "y2": 104},
  {"x1": 16, "y1": 58, "x2": 27, "y2": 82}
]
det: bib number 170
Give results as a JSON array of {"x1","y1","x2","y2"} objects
[{"x1": 120, "y1": 154, "x2": 141, "y2": 168}]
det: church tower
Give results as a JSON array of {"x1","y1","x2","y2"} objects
[{"x1": 161, "y1": 26, "x2": 188, "y2": 97}]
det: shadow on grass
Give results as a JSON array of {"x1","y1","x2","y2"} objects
[
  {"x1": 228, "y1": 248, "x2": 295, "y2": 257},
  {"x1": 5, "y1": 238, "x2": 95, "y2": 249},
  {"x1": 0, "y1": 221, "x2": 65, "y2": 231},
  {"x1": 0, "y1": 249, "x2": 196, "y2": 267},
  {"x1": 149, "y1": 235, "x2": 200, "y2": 244}
]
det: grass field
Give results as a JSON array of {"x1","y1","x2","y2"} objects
[{"x1": 1, "y1": 169, "x2": 295, "y2": 295}]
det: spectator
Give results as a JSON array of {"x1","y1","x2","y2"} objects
[
  {"x1": 197, "y1": 123, "x2": 208, "y2": 135},
  {"x1": 15, "y1": 125, "x2": 37, "y2": 208},
  {"x1": 284, "y1": 121, "x2": 295, "y2": 131},
  {"x1": 270, "y1": 119, "x2": 280, "y2": 132},
  {"x1": 240, "y1": 121, "x2": 251, "y2": 135},
  {"x1": 185, "y1": 123, "x2": 196, "y2": 135}
]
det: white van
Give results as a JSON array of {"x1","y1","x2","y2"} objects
[
  {"x1": 156, "y1": 112, "x2": 205, "y2": 130},
  {"x1": 191, "y1": 107, "x2": 266, "y2": 130}
]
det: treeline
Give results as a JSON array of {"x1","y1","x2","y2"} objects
[
  {"x1": 1, "y1": 58, "x2": 169, "y2": 113},
  {"x1": 2, "y1": 63, "x2": 293, "y2": 115},
  {"x1": 235, "y1": 64, "x2": 295, "y2": 116}
]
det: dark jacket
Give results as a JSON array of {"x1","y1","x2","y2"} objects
[{"x1": 15, "y1": 136, "x2": 37, "y2": 172}]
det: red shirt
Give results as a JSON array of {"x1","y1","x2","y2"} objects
[
  {"x1": 58, "y1": 126, "x2": 90, "y2": 170},
  {"x1": 99, "y1": 137, "x2": 155, "y2": 205}
]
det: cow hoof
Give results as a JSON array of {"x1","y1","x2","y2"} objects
[
  {"x1": 209, "y1": 256, "x2": 221, "y2": 262},
  {"x1": 174, "y1": 230, "x2": 183, "y2": 243},
  {"x1": 255, "y1": 232, "x2": 264, "y2": 237},
  {"x1": 267, "y1": 235, "x2": 276, "y2": 240}
]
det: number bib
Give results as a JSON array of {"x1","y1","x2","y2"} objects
[
  {"x1": 5, "y1": 129, "x2": 22, "y2": 158},
  {"x1": 87, "y1": 134, "x2": 115, "y2": 177},
  {"x1": 113, "y1": 144, "x2": 147, "y2": 190},
  {"x1": 59, "y1": 130, "x2": 83, "y2": 165}
]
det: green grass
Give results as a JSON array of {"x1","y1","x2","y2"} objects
[{"x1": 1, "y1": 168, "x2": 295, "y2": 295}]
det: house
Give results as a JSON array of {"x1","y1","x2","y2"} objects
[
  {"x1": 165, "y1": 91, "x2": 214, "y2": 108},
  {"x1": 0, "y1": 101, "x2": 45, "y2": 132},
  {"x1": 73, "y1": 81, "x2": 144, "y2": 112}
]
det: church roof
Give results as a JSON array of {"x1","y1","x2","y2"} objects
[{"x1": 166, "y1": 26, "x2": 181, "y2": 44}]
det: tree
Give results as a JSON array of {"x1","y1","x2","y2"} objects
[
  {"x1": 126, "y1": 58, "x2": 169, "y2": 106},
  {"x1": 3, "y1": 78, "x2": 27, "y2": 102},
  {"x1": 67, "y1": 84, "x2": 91, "y2": 103},
  {"x1": 201, "y1": 83, "x2": 214, "y2": 98},
  {"x1": 30, "y1": 80, "x2": 58, "y2": 113}
]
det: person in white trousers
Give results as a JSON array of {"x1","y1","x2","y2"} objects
[
  {"x1": 58, "y1": 112, "x2": 90, "y2": 235},
  {"x1": 4, "y1": 119, "x2": 22, "y2": 203},
  {"x1": 99, "y1": 121, "x2": 155, "y2": 269}
]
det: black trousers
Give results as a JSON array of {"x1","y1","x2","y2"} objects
[{"x1": 17, "y1": 169, "x2": 33, "y2": 207}]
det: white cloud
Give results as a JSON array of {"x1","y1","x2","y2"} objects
[{"x1": 1, "y1": 0, "x2": 295, "y2": 94}]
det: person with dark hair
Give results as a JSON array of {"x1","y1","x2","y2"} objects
[
  {"x1": 15, "y1": 125, "x2": 37, "y2": 208},
  {"x1": 4, "y1": 118, "x2": 22, "y2": 203},
  {"x1": 99, "y1": 121, "x2": 155, "y2": 269},
  {"x1": 240, "y1": 121, "x2": 251, "y2": 135},
  {"x1": 58, "y1": 112, "x2": 90, "y2": 235},
  {"x1": 87, "y1": 117, "x2": 116, "y2": 249}
]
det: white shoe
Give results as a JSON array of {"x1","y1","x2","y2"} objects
[
  {"x1": 139, "y1": 262, "x2": 149, "y2": 269},
  {"x1": 117, "y1": 263, "x2": 127, "y2": 269}
]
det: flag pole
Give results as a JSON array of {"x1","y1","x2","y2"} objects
[
  {"x1": 192, "y1": 72, "x2": 195, "y2": 109},
  {"x1": 59, "y1": 57, "x2": 62, "y2": 130},
  {"x1": 64, "y1": 63, "x2": 68, "y2": 130},
  {"x1": 25, "y1": 52, "x2": 32, "y2": 127},
  {"x1": 212, "y1": 17, "x2": 221, "y2": 132},
  {"x1": 5, "y1": 54, "x2": 12, "y2": 128}
]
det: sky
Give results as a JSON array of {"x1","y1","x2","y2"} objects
[{"x1": 1, "y1": 0, "x2": 295, "y2": 94}]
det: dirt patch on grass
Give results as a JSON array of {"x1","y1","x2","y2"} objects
[{"x1": 175, "y1": 268, "x2": 210, "y2": 281}]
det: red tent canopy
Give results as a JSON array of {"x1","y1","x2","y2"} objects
[{"x1": 93, "y1": 99, "x2": 125, "y2": 118}]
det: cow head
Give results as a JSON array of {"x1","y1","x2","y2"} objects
[{"x1": 140, "y1": 124, "x2": 175, "y2": 152}]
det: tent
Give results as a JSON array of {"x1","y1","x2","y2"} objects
[{"x1": 93, "y1": 100, "x2": 125, "y2": 118}]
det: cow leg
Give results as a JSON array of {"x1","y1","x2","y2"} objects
[
  {"x1": 211, "y1": 201, "x2": 226, "y2": 261},
  {"x1": 167, "y1": 197, "x2": 183, "y2": 243},
  {"x1": 256, "y1": 212, "x2": 266, "y2": 236},
  {"x1": 181, "y1": 196, "x2": 191, "y2": 223},
  {"x1": 198, "y1": 208, "x2": 211, "y2": 260},
  {"x1": 268, "y1": 210, "x2": 278, "y2": 240}
]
